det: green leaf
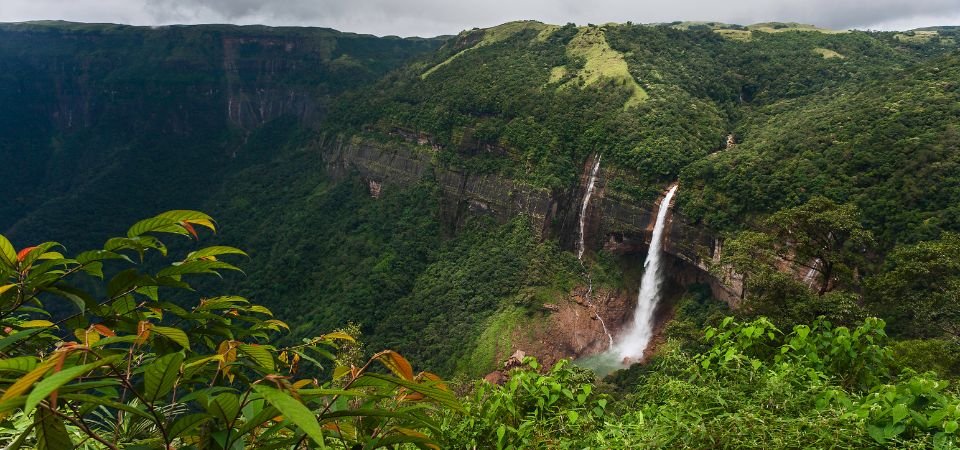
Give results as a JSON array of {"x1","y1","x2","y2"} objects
[
  {"x1": 187, "y1": 246, "x2": 248, "y2": 261},
  {"x1": 253, "y1": 385, "x2": 325, "y2": 448},
  {"x1": 144, "y1": 352, "x2": 184, "y2": 402},
  {"x1": 43, "y1": 285, "x2": 96, "y2": 313},
  {"x1": 58, "y1": 393, "x2": 155, "y2": 422},
  {"x1": 0, "y1": 356, "x2": 40, "y2": 374},
  {"x1": 152, "y1": 326, "x2": 191, "y2": 350},
  {"x1": 75, "y1": 249, "x2": 131, "y2": 265},
  {"x1": 206, "y1": 392, "x2": 241, "y2": 423},
  {"x1": 35, "y1": 407, "x2": 73, "y2": 450},
  {"x1": 19, "y1": 320, "x2": 55, "y2": 329},
  {"x1": 168, "y1": 413, "x2": 211, "y2": 440},
  {"x1": 107, "y1": 269, "x2": 140, "y2": 298},
  {"x1": 127, "y1": 217, "x2": 187, "y2": 238},
  {"x1": 239, "y1": 344, "x2": 275, "y2": 372},
  {"x1": 197, "y1": 296, "x2": 250, "y2": 312},
  {"x1": 945, "y1": 420, "x2": 959, "y2": 434},
  {"x1": 157, "y1": 260, "x2": 242, "y2": 278},
  {"x1": 237, "y1": 404, "x2": 280, "y2": 436},
  {"x1": 4, "y1": 420, "x2": 34, "y2": 450},
  {"x1": 892, "y1": 403, "x2": 909, "y2": 423},
  {"x1": 157, "y1": 210, "x2": 215, "y2": 225},
  {"x1": 25, "y1": 355, "x2": 123, "y2": 413},
  {"x1": 0, "y1": 234, "x2": 16, "y2": 268}
]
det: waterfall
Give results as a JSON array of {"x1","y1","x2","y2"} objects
[
  {"x1": 584, "y1": 272, "x2": 614, "y2": 348},
  {"x1": 615, "y1": 184, "x2": 679, "y2": 361},
  {"x1": 575, "y1": 155, "x2": 613, "y2": 349},
  {"x1": 803, "y1": 258, "x2": 821, "y2": 287},
  {"x1": 577, "y1": 155, "x2": 602, "y2": 261}
]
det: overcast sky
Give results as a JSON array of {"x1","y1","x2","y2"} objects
[{"x1": 1, "y1": 0, "x2": 958, "y2": 37}]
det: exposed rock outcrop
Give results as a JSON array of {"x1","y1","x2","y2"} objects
[{"x1": 503, "y1": 286, "x2": 633, "y2": 371}]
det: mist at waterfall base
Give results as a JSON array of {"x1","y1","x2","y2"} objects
[{"x1": 576, "y1": 185, "x2": 679, "y2": 378}]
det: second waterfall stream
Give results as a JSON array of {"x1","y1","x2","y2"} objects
[{"x1": 615, "y1": 183, "x2": 679, "y2": 361}]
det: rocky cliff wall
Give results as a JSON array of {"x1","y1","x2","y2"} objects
[
  {"x1": 320, "y1": 137, "x2": 743, "y2": 304},
  {"x1": 0, "y1": 24, "x2": 441, "y2": 134}
]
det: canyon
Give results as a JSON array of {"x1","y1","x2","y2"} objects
[{"x1": 321, "y1": 135, "x2": 741, "y2": 368}]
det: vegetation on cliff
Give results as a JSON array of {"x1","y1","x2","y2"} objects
[{"x1": 3, "y1": 19, "x2": 960, "y2": 448}]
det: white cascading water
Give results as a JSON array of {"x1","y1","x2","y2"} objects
[
  {"x1": 575, "y1": 155, "x2": 614, "y2": 349},
  {"x1": 577, "y1": 155, "x2": 602, "y2": 260},
  {"x1": 803, "y1": 258, "x2": 821, "y2": 287},
  {"x1": 615, "y1": 184, "x2": 679, "y2": 361}
]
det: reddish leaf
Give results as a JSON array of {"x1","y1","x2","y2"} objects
[
  {"x1": 377, "y1": 351, "x2": 414, "y2": 381},
  {"x1": 92, "y1": 324, "x2": 116, "y2": 337},
  {"x1": 135, "y1": 321, "x2": 152, "y2": 346},
  {"x1": 17, "y1": 246, "x2": 37, "y2": 262},
  {"x1": 180, "y1": 221, "x2": 199, "y2": 240}
]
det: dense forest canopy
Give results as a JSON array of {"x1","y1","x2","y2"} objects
[{"x1": 2, "y1": 19, "x2": 960, "y2": 448}]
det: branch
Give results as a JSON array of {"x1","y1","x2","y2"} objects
[{"x1": 47, "y1": 404, "x2": 120, "y2": 450}]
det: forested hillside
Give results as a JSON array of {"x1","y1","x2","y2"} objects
[
  {"x1": 3, "y1": 19, "x2": 960, "y2": 448},
  {"x1": 0, "y1": 21, "x2": 442, "y2": 249}
]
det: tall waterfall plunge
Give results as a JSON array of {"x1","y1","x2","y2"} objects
[{"x1": 615, "y1": 184, "x2": 679, "y2": 361}]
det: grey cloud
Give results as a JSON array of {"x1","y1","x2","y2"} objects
[{"x1": 1, "y1": 0, "x2": 958, "y2": 36}]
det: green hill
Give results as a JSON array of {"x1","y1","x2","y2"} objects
[{"x1": 3, "y1": 20, "x2": 960, "y2": 376}]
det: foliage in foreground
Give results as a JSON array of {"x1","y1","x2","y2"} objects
[
  {"x1": 444, "y1": 316, "x2": 960, "y2": 449},
  {"x1": 0, "y1": 211, "x2": 459, "y2": 449}
]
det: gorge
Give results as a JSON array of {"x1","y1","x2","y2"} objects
[
  {"x1": 4, "y1": 16, "x2": 960, "y2": 448},
  {"x1": 3, "y1": 19, "x2": 959, "y2": 381}
]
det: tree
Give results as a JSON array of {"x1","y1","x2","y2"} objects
[
  {"x1": 865, "y1": 232, "x2": 960, "y2": 338},
  {"x1": 715, "y1": 230, "x2": 776, "y2": 299},
  {"x1": 765, "y1": 196, "x2": 874, "y2": 295},
  {"x1": 0, "y1": 210, "x2": 458, "y2": 449}
]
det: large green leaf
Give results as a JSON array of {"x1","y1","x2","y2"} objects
[
  {"x1": 25, "y1": 355, "x2": 123, "y2": 412},
  {"x1": 107, "y1": 269, "x2": 141, "y2": 298},
  {"x1": 168, "y1": 413, "x2": 211, "y2": 440},
  {"x1": 186, "y1": 246, "x2": 248, "y2": 261},
  {"x1": 35, "y1": 407, "x2": 73, "y2": 450},
  {"x1": 237, "y1": 403, "x2": 280, "y2": 436},
  {"x1": 144, "y1": 352, "x2": 185, "y2": 402},
  {"x1": 157, "y1": 260, "x2": 242, "y2": 278},
  {"x1": 206, "y1": 392, "x2": 241, "y2": 423},
  {"x1": 152, "y1": 326, "x2": 191, "y2": 350},
  {"x1": 41, "y1": 285, "x2": 95, "y2": 313},
  {"x1": 253, "y1": 385, "x2": 325, "y2": 448},
  {"x1": 75, "y1": 249, "x2": 132, "y2": 265},
  {"x1": 0, "y1": 356, "x2": 39, "y2": 374},
  {"x1": 0, "y1": 234, "x2": 16, "y2": 268},
  {"x1": 58, "y1": 393, "x2": 155, "y2": 422},
  {"x1": 0, "y1": 328, "x2": 45, "y2": 352},
  {"x1": 156, "y1": 210, "x2": 214, "y2": 223},
  {"x1": 196, "y1": 296, "x2": 250, "y2": 312},
  {"x1": 127, "y1": 217, "x2": 186, "y2": 238},
  {"x1": 238, "y1": 344, "x2": 275, "y2": 372}
]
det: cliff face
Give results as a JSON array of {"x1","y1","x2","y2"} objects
[
  {"x1": 323, "y1": 138, "x2": 557, "y2": 235},
  {"x1": 0, "y1": 23, "x2": 442, "y2": 135},
  {"x1": 320, "y1": 136, "x2": 747, "y2": 368},
  {"x1": 0, "y1": 22, "x2": 442, "y2": 241},
  {"x1": 320, "y1": 137, "x2": 742, "y2": 304}
]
